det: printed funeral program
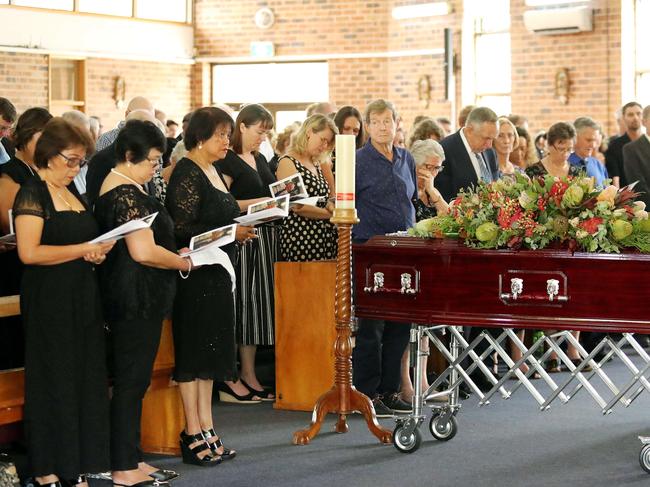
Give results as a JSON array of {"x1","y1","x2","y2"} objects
[
  {"x1": 269, "y1": 173, "x2": 308, "y2": 200},
  {"x1": 189, "y1": 223, "x2": 237, "y2": 251}
]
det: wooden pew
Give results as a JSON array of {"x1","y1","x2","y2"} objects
[
  {"x1": 0, "y1": 295, "x2": 182, "y2": 455},
  {"x1": 274, "y1": 261, "x2": 337, "y2": 412}
]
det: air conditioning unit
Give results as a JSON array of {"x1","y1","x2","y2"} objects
[{"x1": 523, "y1": 6, "x2": 593, "y2": 35}]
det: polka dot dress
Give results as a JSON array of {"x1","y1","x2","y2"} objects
[{"x1": 279, "y1": 156, "x2": 337, "y2": 262}]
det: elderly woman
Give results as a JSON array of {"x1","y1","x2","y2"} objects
[
  {"x1": 399, "y1": 139, "x2": 448, "y2": 403},
  {"x1": 13, "y1": 118, "x2": 115, "y2": 487},
  {"x1": 94, "y1": 120, "x2": 187, "y2": 485},
  {"x1": 526, "y1": 122, "x2": 585, "y2": 373},
  {"x1": 277, "y1": 114, "x2": 338, "y2": 262},
  {"x1": 216, "y1": 104, "x2": 277, "y2": 403},
  {"x1": 494, "y1": 117, "x2": 523, "y2": 177},
  {"x1": 407, "y1": 118, "x2": 446, "y2": 150},
  {"x1": 166, "y1": 107, "x2": 256, "y2": 467}
]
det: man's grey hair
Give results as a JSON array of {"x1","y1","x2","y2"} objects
[
  {"x1": 62, "y1": 110, "x2": 90, "y2": 130},
  {"x1": 465, "y1": 107, "x2": 498, "y2": 128},
  {"x1": 573, "y1": 116, "x2": 600, "y2": 133},
  {"x1": 410, "y1": 139, "x2": 445, "y2": 167},
  {"x1": 364, "y1": 99, "x2": 398, "y2": 124}
]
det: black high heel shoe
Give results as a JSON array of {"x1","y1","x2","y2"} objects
[
  {"x1": 113, "y1": 480, "x2": 167, "y2": 486},
  {"x1": 179, "y1": 430, "x2": 221, "y2": 467},
  {"x1": 202, "y1": 428, "x2": 237, "y2": 461},
  {"x1": 149, "y1": 468, "x2": 179, "y2": 482},
  {"x1": 240, "y1": 379, "x2": 275, "y2": 402},
  {"x1": 214, "y1": 382, "x2": 261, "y2": 404},
  {"x1": 31, "y1": 480, "x2": 63, "y2": 487},
  {"x1": 67, "y1": 474, "x2": 87, "y2": 486}
]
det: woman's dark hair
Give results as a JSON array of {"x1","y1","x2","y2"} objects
[
  {"x1": 184, "y1": 107, "x2": 235, "y2": 151},
  {"x1": 115, "y1": 120, "x2": 166, "y2": 163},
  {"x1": 12, "y1": 107, "x2": 52, "y2": 151},
  {"x1": 33, "y1": 118, "x2": 95, "y2": 169},
  {"x1": 546, "y1": 122, "x2": 576, "y2": 147},
  {"x1": 334, "y1": 106, "x2": 364, "y2": 149},
  {"x1": 231, "y1": 104, "x2": 274, "y2": 154}
]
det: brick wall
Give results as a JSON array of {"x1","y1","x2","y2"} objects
[
  {"x1": 0, "y1": 52, "x2": 48, "y2": 113},
  {"x1": 510, "y1": 0, "x2": 622, "y2": 137},
  {"x1": 0, "y1": 52, "x2": 191, "y2": 132}
]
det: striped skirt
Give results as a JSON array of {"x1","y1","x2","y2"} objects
[{"x1": 235, "y1": 224, "x2": 278, "y2": 346}]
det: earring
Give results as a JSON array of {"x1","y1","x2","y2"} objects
[{"x1": 198, "y1": 142, "x2": 203, "y2": 150}]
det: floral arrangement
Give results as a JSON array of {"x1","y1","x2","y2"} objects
[{"x1": 408, "y1": 172, "x2": 650, "y2": 253}]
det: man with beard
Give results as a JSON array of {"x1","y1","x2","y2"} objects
[{"x1": 605, "y1": 102, "x2": 643, "y2": 188}]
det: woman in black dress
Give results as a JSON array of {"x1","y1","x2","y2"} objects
[
  {"x1": 13, "y1": 118, "x2": 114, "y2": 487},
  {"x1": 277, "y1": 114, "x2": 339, "y2": 262},
  {"x1": 94, "y1": 120, "x2": 187, "y2": 486},
  {"x1": 216, "y1": 104, "x2": 277, "y2": 403},
  {"x1": 166, "y1": 107, "x2": 256, "y2": 466},
  {"x1": 0, "y1": 108, "x2": 52, "y2": 371}
]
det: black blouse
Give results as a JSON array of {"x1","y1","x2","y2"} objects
[
  {"x1": 94, "y1": 184, "x2": 177, "y2": 322},
  {"x1": 525, "y1": 161, "x2": 583, "y2": 178},
  {"x1": 0, "y1": 156, "x2": 39, "y2": 185},
  {"x1": 216, "y1": 149, "x2": 276, "y2": 199},
  {"x1": 165, "y1": 157, "x2": 241, "y2": 261}
]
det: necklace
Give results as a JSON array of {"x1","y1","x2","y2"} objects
[
  {"x1": 110, "y1": 169, "x2": 147, "y2": 194},
  {"x1": 46, "y1": 180, "x2": 80, "y2": 212},
  {"x1": 17, "y1": 157, "x2": 35, "y2": 177}
]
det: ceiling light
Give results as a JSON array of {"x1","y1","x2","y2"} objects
[{"x1": 392, "y1": 2, "x2": 451, "y2": 20}]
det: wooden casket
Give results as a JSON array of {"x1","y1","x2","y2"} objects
[{"x1": 353, "y1": 236, "x2": 650, "y2": 333}]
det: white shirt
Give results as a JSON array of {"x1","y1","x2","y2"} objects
[{"x1": 459, "y1": 128, "x2": 482, "y2": 180}]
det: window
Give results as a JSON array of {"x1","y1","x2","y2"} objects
[
  {"x1": 49, "y1": 57, "x2": 86, "y2": 116},
  {"x1": 77, "y1": 0, "x2": 132, "y2": 17},
  {"x1": 636, "y1": 0, "x2": 650, "y2": 104},
  {"x1": 6, "y1": 0, "x2": 191, "y2": 23},
  {"x1": 464, "y1": 0, "x2": 512, "y2": 115},
  {"x1": 212, "y1": 62, "x2": 328, "y2": 132}
]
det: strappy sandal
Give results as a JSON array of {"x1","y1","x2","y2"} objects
[
  {"x1": 202, "y1": 428, "x2": 237, "y2": 460},
  {"x1": 179, "y1": 430, "x2": 221, "y2": 467}
]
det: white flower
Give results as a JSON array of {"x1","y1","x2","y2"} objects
[
  {"x1": 634, "y1": 201, "x2": 647, "y2": 212},
  {"x1": 635, "y1": 210, "x2": 649, "y2": 220},
  {"x1": 576, "y1": 230, "x2": 589, "y2": 239},
  {"x1": 569, "y1": 217, "x2": 580, "y2": 228}
]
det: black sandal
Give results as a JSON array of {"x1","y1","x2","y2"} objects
[
  {"x1": 202, "y1": 428, "x2": 237, "y2": 460},
  {"x1": 149, "y1": 469, "x2": 179, "y2": 482},
  {"x1": 67, "y1": 475, "x2": 87, "y2": 486},
  {"x1": 179, "y1": 430, "x2": 221, "y2": 467},
  {"x1": 546, "y1": 359, "x2": 561, "y2": 373}
]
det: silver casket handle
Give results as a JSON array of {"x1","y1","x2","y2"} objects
[
  {"x1": 501, "y1": 277, "x2": 523, "y2": 300},
  {"x1": 547, "y1": 279, "x2": 559, "y2": 301},
  {"x1": 364, "y1": 272, "x2": 385, "y2": 293},
  {"x1": 400, "y1": 273, "x2": 416, "y2": 294}
]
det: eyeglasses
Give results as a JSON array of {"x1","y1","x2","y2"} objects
[
  {"x1": 145, "y1": 156, "x2": 160, "y2": 167},
  {"x1": 58, "y1": 152, "x2": 88, "y2": 169},
  {"x1": 423, "y1": 163, "x2": 444, "y2": 173},
  {"x1": 212, "y1": 131, "x2": 231, "y2": 141}
]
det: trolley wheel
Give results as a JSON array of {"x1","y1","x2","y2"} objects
[
  {"x1": 639, "y1": 444, "x2": 650, "y2": 473},
  {"x1": 392, "y1": 423, "x2": 422, "y2": 453},
  {"x1": 429, "y1": 414, "x2": 458, "y2": 441}
]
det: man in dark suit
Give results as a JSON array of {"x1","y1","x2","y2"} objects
[
  {"x1": 435, "y1": 106, "x2": 498, "y2": 203},
  {"x1": 435, "y1": 106, "x2": 499, "y2": 392},
  {"x1": 624, "y1": 105, "x2": 650, "y2": 207}
]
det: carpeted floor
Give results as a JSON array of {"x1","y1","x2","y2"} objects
[{"x1": 9, "y1": 353, "x2": 650, "y2": 487}]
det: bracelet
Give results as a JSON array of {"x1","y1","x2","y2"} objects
[{"x1": 179, "y1": 257, "x2": 192, "y2": 279}]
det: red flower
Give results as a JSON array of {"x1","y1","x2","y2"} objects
[{"x1": 579, "y1": 216, "x2": 603, "y2": 235}]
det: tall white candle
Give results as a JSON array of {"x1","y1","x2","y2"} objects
[{"x1": 335, "y1": 134, "x2": 355, "y2": 210}]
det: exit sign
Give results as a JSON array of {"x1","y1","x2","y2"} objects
[{"x1": 250, "y1": 41, "x2": 274, "y2": 58}]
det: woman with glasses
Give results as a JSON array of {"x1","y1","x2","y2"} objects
[
  {"x1": 398, "y1": 139, "x2": 449, "y2": 404},
  {"x1": 526, "y1": 122, "x2": 585, "y2": 374},
  {"x1": 525, "y1": 122, "x2": 581, "y2": 179},
  {"x1": 277, "y1": 114, "x2": 339, "y2": 262},
  {"x1": 166, "y1": 107, "x2": 256, "y2": 467},
  {"x1": 94, "y1": 120, "x2": 188, "y2": 486},
  {"x1": 215, "y1": 104, "x2": 277, "y2": 404},
  {"x1": 13, "y1": 118, "x2": 115, "y2": 487}
]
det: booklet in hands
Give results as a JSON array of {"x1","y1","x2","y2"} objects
[
  {"x1": 187, "y1": 223, "x2": 237, "y2": 252},
  {"x1": 89, "y1": 212, "x2": 158, "y2": 244},
  {"x1": 269, "y1": 173, "x2": 309, "y2": 200},
  {"x1": 234, "y1": 194, "x2": 290, "y2": 226}
]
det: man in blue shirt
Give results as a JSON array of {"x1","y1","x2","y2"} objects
[
  {"x1": 569, "y1": 117, "x2": 608, "y2": 188},
  {"x1": 352, "y1": 99, "x2": 416, "y2": 417}
]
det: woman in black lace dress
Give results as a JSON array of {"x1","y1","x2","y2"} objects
[
  {"x1": 277, "y1": 114, "x2": 339, "y2": 262},
  {"x1": 166, "y1": 107, "x2": 256, "y2": 466},
  {"x1": 13, "y1": 119, "x2": 114, "y2": 487},
  {"x1": 216, "y1": 104, "x2": 277, "y2": 403},
  {"x1": 94, "y1": 120, "x2": 187, "y2": 485}
]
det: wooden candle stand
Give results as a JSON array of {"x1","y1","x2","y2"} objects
[{"x1": 292, "y1": 208, "x2": 392, "y2": 445}]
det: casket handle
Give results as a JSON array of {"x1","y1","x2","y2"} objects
[
  {"x1": 364, "y1": 272, "x2": 385, "y2": 293},
  {"x1": 400, "y1": 273, "x2": 416, "y2": 294},
  {"x1": 500, "y1": 278, "x2": 524, "y2": 301}
]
